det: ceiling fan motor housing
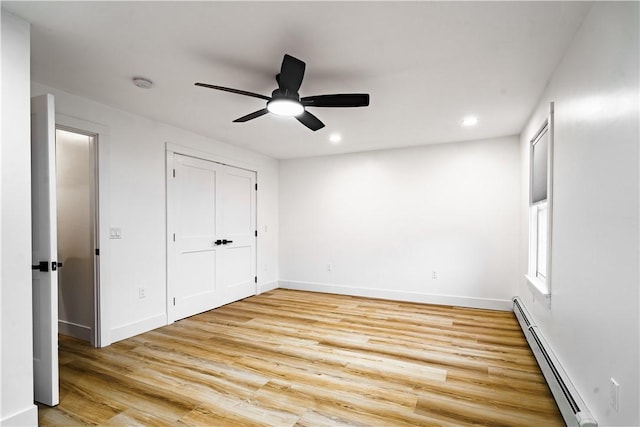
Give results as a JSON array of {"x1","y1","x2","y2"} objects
[{"x1": 271, "y1": 88, "x2": 299, "y2": 102}]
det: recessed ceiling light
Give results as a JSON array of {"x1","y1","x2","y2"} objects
[
  {"x1": 462, "y1": 116, "x2": 479, "y2": 127},
  {"x1": 133, "y1": 77, "x2": 153, "y2": 89},
  {"x1": 329, "y1": 133, "x2": 342, "y2": 144}
]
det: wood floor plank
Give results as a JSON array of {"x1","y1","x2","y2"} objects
[{"x1": 38, "y1": 289, "x2": 564, "y2": 426}]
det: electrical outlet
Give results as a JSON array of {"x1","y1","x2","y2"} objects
[
  {"x1": 138, "y1": 287, "x2": 147, "y2": 299},
  {"x1": 432, "y1": 271, "x2": 437, "y2": 279},
  {"x1": 609, "y1": 378, "x2": 620, "y2": 412}
]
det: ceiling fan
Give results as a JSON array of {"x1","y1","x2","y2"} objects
[{"x1": 195, "y1": 54, "x2": 370, "y2": 131}]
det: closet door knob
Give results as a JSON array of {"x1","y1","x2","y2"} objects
[
  {"x1": 32, "y1": 261, "x2": 49, "y2": 272},
  {"x1": 222, "y1": 239, "x2": 233, "y2": 245}
]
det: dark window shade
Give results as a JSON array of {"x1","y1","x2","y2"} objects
[{"x1": 532, "y1": 127, "x2": 548, "y2": 204}]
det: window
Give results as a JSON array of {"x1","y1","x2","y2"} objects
[
  {"x1": 526, "y1": 103, "x2": 553, "y2": 304},
  {"x1": 535, "y1": 202, "x2": 548, "y2": 280}
]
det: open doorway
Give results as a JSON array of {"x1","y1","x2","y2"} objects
[{"x1": 55, "y1": 127, "x2": 99, "y2": 346}]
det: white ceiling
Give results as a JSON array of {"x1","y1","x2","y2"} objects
[{"x1": 4, "y1": 1, "x2": 592, "y2": 159}]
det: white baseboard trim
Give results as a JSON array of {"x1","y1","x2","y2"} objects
[
  {"x1": 110, "y1": 313, "x2": 167, "y2": 343},
  {"x1": 279, "y1": 280, "x2": 512, "y2": 311},
  {"x1": 1, "y1": 404, "x2": 38, "y2": 426},
  {"x1": 258, "y1": 280, "x2": 279, "y2": 294},
  {"x1": 58, "y1": 320, "x2": 92, "y2": 342}
]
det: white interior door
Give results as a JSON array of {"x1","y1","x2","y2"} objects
[
  {"x1": 218, "y1": 165, "x2": 257, "y2": 306},
  {"x1": 31, "y1": 94, "x2": 59, "y2": 406},
  {"x1": 170, "y1": 154, "x2": 256, "y2": 321},
  {"x1": 173, "y1": 155, "x2": 220, "y2": 320}
]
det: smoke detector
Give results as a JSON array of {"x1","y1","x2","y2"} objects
[{"x1": 133, "y1": 77, "x2": 153, "y2": 89}]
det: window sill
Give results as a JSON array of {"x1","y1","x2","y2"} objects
[{"x1": 525, "y1": 274, "x2": 551, "y2": 308}]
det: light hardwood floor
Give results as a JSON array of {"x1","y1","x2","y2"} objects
[{"x1": 39, "y1": 289, "x2": 564, "y2": 426}]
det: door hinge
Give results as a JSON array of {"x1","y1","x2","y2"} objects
[
  {"x1": 255, "y1": 230, "x2": 258, "y2": 237},
  {"x1": 173, "y1": 233, "x2": 175, "y2": 242},
  {"x1": 254, "y1": 276, "x2": 257, "y2": 283},
  {"x1": 255, "y1": 183, "x2": 258, "y2": 191},
  {"x1": 172, "y1": 169, "x2": 176, "y2": 178},
  {"x1": 173, "y1": 297, "x2": 176, "y2": 306},
  {"x1": 95, "y1": 248, "x2": 100, "y2": 256}
]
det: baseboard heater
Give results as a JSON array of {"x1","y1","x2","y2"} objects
[{"x1": 512, "y1": 297, "x2": 597, "y2": 427}]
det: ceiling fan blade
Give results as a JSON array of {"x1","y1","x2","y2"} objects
[
  {"x1": 195, "y1": 83, "x2": 271, "y2": 101},
  {"x1": 233, "y1": 108, "x2": 269, "y2": 123},
  {"x1": 301, "y1": 94, "x2": 370, "y2": 108},
  {"x1": 296, "y1": 110, "x2": 325, "y2": 131},
  {"x1": 278, "y1": 54, "x2": 306, "y2": 93}
]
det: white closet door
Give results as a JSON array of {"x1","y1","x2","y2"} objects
[
  {"x1": 173, "y1": 155, "x2": 221, "y2": 320},
  {"x1": 218, "y1": 165, "x2": 256, "y2": 306},
  {"x1": 171, "y1": 154, "x2": 256, "y2": 321}
]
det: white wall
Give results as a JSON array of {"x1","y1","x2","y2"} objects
[
  {"x1": 517, "y1": 3, "x2": 639, "y2": 426},
  {"x1": 0, "y1": 10, "x2": 39, "y2": 426},
  {"x1": 56, "y1": 130, "x2": 94, "y2": 340},
  {"x1": 280, "y1": 136, "x2": 520, "y2": 310},
  {"x1": 32, "y1": 81, "x2": 279, "y2": 345}
]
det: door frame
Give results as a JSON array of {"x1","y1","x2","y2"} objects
[
  {"x1": 165, "y1": 142, "x2": 258, "y2": 324},
  {"x1": 56, "y1": 114, "x2": 111, "y2": 347}
]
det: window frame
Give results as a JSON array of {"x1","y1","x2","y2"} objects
[{"x1": 525, "y1": 102, "x2": 554, "y2": 307}]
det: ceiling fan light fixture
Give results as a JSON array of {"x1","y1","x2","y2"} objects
[
  {"x1": 195, "y1": 54, "x2": 370, "y2": 131},
  {"x1": 267, "y1": 99, "x2": 304, "y2": 117}
]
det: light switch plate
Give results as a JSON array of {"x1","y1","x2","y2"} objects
[{"x1": 110, "y1": 227, "x2": 122, "y2": 239}]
